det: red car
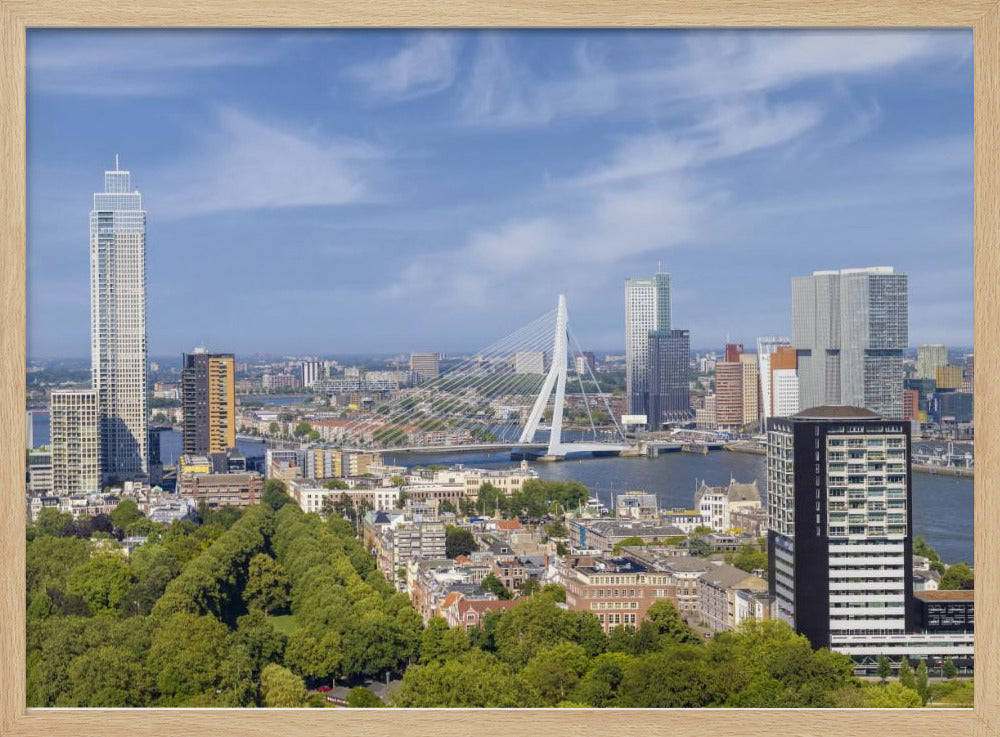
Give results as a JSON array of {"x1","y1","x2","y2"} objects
[{"x1": 315, "y1": 686, "x2": 332, "y2": 693}]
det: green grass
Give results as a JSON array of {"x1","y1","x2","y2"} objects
[
  {"x1": 929, "y1": 679, "x2": 974, "y2": 707},
  {"x1": 268, "y1": 613, "x2": 301, "y2": 636}
]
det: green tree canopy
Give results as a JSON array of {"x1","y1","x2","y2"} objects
[
  {"x1": 940, "y1": 562, "x2": 974, "y2": 590},
  {"x1": 243, "y1": 553, "x2": 291, "y2": 614},
  {"x1": 445, "y1": 526, "x2": 477, "y2": 558},
  {"x1": 110, "y1": 500, "x2": 144, "y2": 530},
  {"x1": 261, "y1": 663, "x2": 308, "y2": 707}
]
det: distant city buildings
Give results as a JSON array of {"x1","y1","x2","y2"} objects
[
  {"x1": 715, "y1": 344, "x2": 758, "y2": 432},
  {"x1": 756, "y1": 337, "x2": 795, "y2": 424},
  {"x1": 514, "y1": 350, "x2": 546, "y2": 375},
  {"x1": 300, "y1": 360, "x2": 322, "y2": 387},
  {"x1": 916, "y1": 344, "x2": 948, "y2": 380},
  {"x1": 50, "y1": 389, "x2": 100, "y2": 495},
  {"x1": 792, "y1": 267, "x2": 908, "y2": 420},
  {"x1": 409, "y1": 352, "x2": 440, "y2": 383},
  {"x1": 625, "y1": 271, "x2": 671, "y2": 416},
  {"x1": 90, "y1": 160, "x2": 149, "y2": 481},
  {"x1": 182, "y1": 349, "x2": 236, "y2": 456},
  {"x1": 647, "y1": 329, "x2": 692, "y2": 427}
]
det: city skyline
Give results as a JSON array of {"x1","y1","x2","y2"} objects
[{"x1": 27, "y1": 29, "x2": 972, "y2": 357}]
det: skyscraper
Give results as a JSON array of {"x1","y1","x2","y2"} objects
[
  {"x1": 648, "y1": 329, "x2": 691, "y2": 427},
  {"x1": 757, "y1": 337, "x2": 792, "y2": 424},
  {"x1": 182, "y1": 349, "x2": 236, "y2": 455},
  {"x1": 769, "y1": 345, "x2": 800, "y2": 418},
  {"x1": 410, "y1": 352, "x2": 440, "y2": 383},
  {"x1": 792, "y1": 267, "x2": 908, "y2": 420},
  {"x1": 916, "y1": 344, "x2": 948, "y2": 380},
  {"x1": 625, "y1": 271, "x2": 670, "y2": 416},
  {"x1": 50, "y1": 389, "x2": 100, "y2": 495},
  {"x1": 767, "y1": 406, "x2": 915, "y2": 651},
  {"x1": 91, "y1": 159, "x2": 148, "y2": 481}
]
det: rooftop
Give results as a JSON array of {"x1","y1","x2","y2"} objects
[
  {"x1": 915, "y1": 589, "x2": 974, "y2": 602},
  {"x1": 790, "y1": 405, "x2": 882, "y2": 420}
]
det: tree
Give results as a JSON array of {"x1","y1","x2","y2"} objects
[
  {"x1": 616, "y1": 646, "x2": 717, "y2": 708},
  {"x1": 420, "y1": 617, "x2": 470, "y2": 664},
  {"x1": 438, "y1": 500, "x2": 456, "y2": 514},
  {"x1": 913, "y1": 536, "x2": 946, "y2": 574},
  {"x1": 110, "y1": 500, "x2": 144, "y2": 531},
  {"x1": 347, "y1": 687, "x2": 384, "y2": 707},
  {"x1": 863, "y1": 682, "x2": 922, "y2": 708},
  {"x1": 284, "y1": 629, "x2": 342, "y2": 683},
  {"x1": 66, "y1": 554, "x2": 131, "y2": 616},
  {"x1": 521, "y1": 642, "x2": 589, "y2": 705},
  {"x1": 876, "y1": 655, "x2": 893, "y2": 682},
  {"x1": 479, "y1": 573, "x2": 512, "y2": 600},
  {"x1": 268, "y1": 421, "x2": 281, "y2": 436},
  {"x1": 148, "y1": 613, "x2": 236, "y2": 706},
  {"x1": 445, "y1": 526, "x2": 477, "y2": 558},
  {"x1": 32, "y1": 508, "x2": 74, "y2": 538},
  {"x1": 569, "y1": 651, "x2": 632, "y2": 707},
  {"x1": 392, "y1": 652, "x2": 523, "y2": 707},
  {"x1": 940, "y1": 562, "x2": 974, "y2": 590},
  {"x1": 261, "y1": 663, "x2": 307, "y2": 707},
  {"x1": 243, "y1": 554, "x2": 291, "y2": 613},
  {"x1": 942, "y1": 658, "x2": 959, "y2": 680},
  {"x1": 645, "y1": 600, "x2": 701, "y2": 646},
  {"x1": 519, "y1": 579, "x2": 541, "y2": 597},
  {"x1": 293, "y1": 422, "x2": 313, "y2": 439},
  {"x1": 898, "y1": 658, "x2": 916, "y2": 691},
  {"x1": 915, "y1": 660, "x2": 930, "y2": 705},
  {"x1": 728, "y1": 541, "x2": 768, "y2": 573},
  {"x1": 324, "y1": 479, "x2": 349, "y2": 490},
  {"x1": 262, "y1": 479, "x2": 294, "y2": 511}
]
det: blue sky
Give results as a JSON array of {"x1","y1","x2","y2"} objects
[{"x1": 26, "y1": 29, "x2": 973, "y2": 358}]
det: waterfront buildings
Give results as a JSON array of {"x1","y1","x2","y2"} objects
[
  {"x1": 770, "y1": 346, "x2": 800, "y2": 418},
  {"x1": 715, "y1": 344, "x2": 758, "y2": 432},
  {"x1": 766, "y1": 405, "x2": 973, "y2": 673},
  {"x1": 916, "y1": 344, "x2": 948, "y2": 380},
  {"x1": 625, "y1": 271, "x2": 671, "y2": 416},
  {"x1": 50, "y1": 389, "x2": 101, "y2": 495},
  {"x1": 90, "y1": 160, "x2": 148, "y2": 481},
  {"x1": 27, "y1": 449, "x2": 54, "y2": 496},
  {"x1": 757, "y1": 337, "x2": 795, "y2": 423},
  {"x1": 300, "y1": 360, "x2": 322, "y2": 387},
  {"x1": 647, "y1": 329, "x2": 692, "y2": 427},
  {"x1": 694, "y1": 478, "x2": 762, "y2": 533},
  {"x1": 409, "y1": 352, "x2": 440, "y2": 383},
  {"x1": 792, "y1": 267, "x2": 908, "y2": 420},
  {"x1": 182, "y1": 349, "x2": 236, "y2": 456}
]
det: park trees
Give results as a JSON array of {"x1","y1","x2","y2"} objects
[
  {"x1": 261, "y1": 664, "x2": 308, "y2": 707},
  {"x1": 445, "y1": 525, "x2": 477, "y2": 558},
  {"x1": 243, "y1": 553, "x2": 291, "y2": 613}
]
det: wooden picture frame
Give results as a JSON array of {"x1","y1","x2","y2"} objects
[{"x1": 1, "y1": 1, "x2": 996, "y2": 735}]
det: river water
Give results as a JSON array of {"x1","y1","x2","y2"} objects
[{"x1": 30, "y1": 414, "x2": 973, "y2": 565}]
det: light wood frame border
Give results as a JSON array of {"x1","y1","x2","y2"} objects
[{"x1": 1, "y1": 2, "x2": 997, "y2": 735}]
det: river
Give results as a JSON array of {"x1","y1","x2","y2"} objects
[{"x1": 30, "y1": 413, "x2": 973, "y2": 565}]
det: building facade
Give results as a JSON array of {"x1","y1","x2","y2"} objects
[
  {"x1": 50, "y1": 389, "x2": 101, "y2": 496},
  {"x1": 182, "y1": 349, "x2": 236, "y2": 455},
  {"x1": 757, "y1": 337, "x2": 792, "y2": 425},
  {"x1": 625, "y1": 271, "x2": 670, "y2": 416},
  {"x1": 767, "y1": 406, "x2": 914, "y2": 651},
  {"x1": 647, "y1": 329, "x2": 691, "y2": 427},
  {"x1": 792, "y1": 267, "x2": 908, "y2": 420},
  {"x1": 410, "y1": 353, "x2": 440, "y2": 383},
  {"x1": 90, "y1": 161, "x2": 148, "y2": 481},
  {"x1": 916, "y1": 344, "x2": 948, "y2": 380}
]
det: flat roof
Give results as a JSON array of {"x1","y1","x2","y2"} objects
[
  {"x1": 915, "y1": 589, "x2": 974, "y2": 602},
  {"x1": 791, "y1": 405, "x2": 882, "y2": 420}
]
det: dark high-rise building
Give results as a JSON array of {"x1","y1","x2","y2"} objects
[
  {"x1": 182, "y1": 349, "x2": 236, "y2": 455},
  {"x1": 767, "y1": 406, "x2": 916, "y2": 651},
  {"x1": 647, "y1": 329, "x2": 691, "y2": 427}
]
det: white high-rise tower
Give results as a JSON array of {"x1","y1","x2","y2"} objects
[
  {"x1": 625, "y1": 271, "x2": 671, "y2": 416},
  {"x1": 90, "y1": 158, "x2": 148, "y2": 481}
]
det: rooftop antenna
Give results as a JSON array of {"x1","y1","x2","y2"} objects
[{"x1": 115, "y1": 154, "x2": 119, "y2": 171}]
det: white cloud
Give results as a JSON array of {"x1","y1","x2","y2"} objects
[
  {"x1": 459, "y1": 35, "x2": 619, "y2": 126},
  {"x1": 347, "y1": 33, "x2": 458, "y2": 101},
  {"x1": 28, "y1": 31, "x2": 299, "y2": 97},
  {"x1": 153, "y1": 109, "x2": 389, "y2": 219}
]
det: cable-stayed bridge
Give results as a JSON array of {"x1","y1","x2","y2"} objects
[{"x1": 332, "y1": 295, "x2": 632, "y2": 460}]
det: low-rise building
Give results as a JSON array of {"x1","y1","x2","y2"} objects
[
  {"x1": 563, "y1": 555, "x2": 679, "y2": 633},
  {"x1": 698, "y1": 564, "x2": 768, "y2": 632},
  {"x1": 178, "y1": 472, "x2": 263, "y2": 509}
]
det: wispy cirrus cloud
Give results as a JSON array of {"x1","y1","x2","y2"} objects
[
  {"x1": 347, "y1": 33, "x2": 459, "y2": 101},
  {"x1": 152, "y1": 108, "x2": 390, "y2": 219},
  {"x1": 27, "y1": 30, "x2": 301, "y2": 97}
]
